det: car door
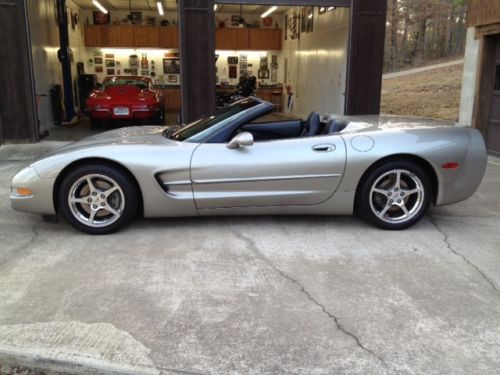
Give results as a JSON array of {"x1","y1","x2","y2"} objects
[{"x1": 190, "y1": 135, "x2": 346, "y2": 209}]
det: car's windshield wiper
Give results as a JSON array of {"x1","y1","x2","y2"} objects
[{"x1": 162, "y1": 126, "x2": 182, "y2": 139}]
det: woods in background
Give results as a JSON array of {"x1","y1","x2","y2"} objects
[{"x1": 384, "y1": 0, "x2": 467, "y2": 72}]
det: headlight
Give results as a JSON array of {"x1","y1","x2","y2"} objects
[{"x1": 11, "y1": 187, "x2": 33, "y2": 197}]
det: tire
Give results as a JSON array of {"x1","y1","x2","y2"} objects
[
  {"x1": 58, "y1": 164, "x2": 139, "y2": 234},
  {"x1": 154, "y1": 108, "x2": 165, "y2": 125},
  {"x1": 357, "y1": 160, "x2": 432, "y2": 230}
]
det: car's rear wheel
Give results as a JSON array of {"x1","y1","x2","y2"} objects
[
  {"x1": 358, "y1": 160, "x2": 432, "y2": 230},
  {"x1": 59, "y1": 164, "x2": 139, "y2": 234}
]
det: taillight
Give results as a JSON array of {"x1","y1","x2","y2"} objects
[{"x1": 441, "y1": 162, "x2": 460, "y2": 170}]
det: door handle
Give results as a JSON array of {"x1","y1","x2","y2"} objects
[{"x1": 312, "y1": 143, "x2": 336, "y2": 152}]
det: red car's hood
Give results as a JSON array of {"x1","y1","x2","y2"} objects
[{"x1": 88, "y1": 85, "x2": 157, "y2": 105}]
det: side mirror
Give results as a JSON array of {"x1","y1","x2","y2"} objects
[{"x1": 227, "y1": 132, "x2": 254, "y2": 149}]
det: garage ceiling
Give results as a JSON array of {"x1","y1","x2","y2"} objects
[
  {"x1": 73, "y1": 0, "x2": 291, "y2": 14},
  {"x1": 73, "y1": 0, "x2": 179, "y2": 11}
]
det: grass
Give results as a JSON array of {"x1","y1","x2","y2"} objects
[{"x1": 380, "y1": 63, "x2": 464, "y2": 121}]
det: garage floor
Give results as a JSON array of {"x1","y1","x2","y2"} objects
[
  {"x1": 44, "y1": 112, "x2": 180, "y2": 142},
  {"x1": 0, "y1": 143, "x2": 499, "y2": 374}
]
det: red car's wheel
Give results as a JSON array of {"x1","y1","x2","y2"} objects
[{"x1": 90, "y1": 117, "x2": 103, "y2": 128}]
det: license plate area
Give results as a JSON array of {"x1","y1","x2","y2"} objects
[{"x1": 113, "y1": 107, "x2": 130, "y2": 116}]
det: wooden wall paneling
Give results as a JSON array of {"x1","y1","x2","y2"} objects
[
  {"x1": 107, "y1": 25, "x2": 122, "y2": 47},
  {"x1": 0, "y1": 0, "x2": 37, "y2": 142},
  {"x1": 163, "y1": 88, "x2": 182, "y2": 111},
  {"x1": 121, "y1": 26, "x2": 135, "y2": 47},
  {"x1": 134, "y1": 26, "x2": 150, "y2": 47},
  {"x1": 159, "y1": 27, "x2": 179, "y2": 48},
  {"x1": 236, "y1": 28, "x2": 249, "y2": 49},
  {"x1": 97, "y1": 25, "x2": 109, "y2": 46},
  {"x1": 467, "y1": 0, "x2": 500, "y2": 28},
  {"x1": 472, "y1": 35, "x2": 497, "y2": 135},
  {"x1": 345, "y1": 0, "x2": 387, "y2": 115},
  {"x1": 215, "y1": 28, "x2": 236, "y2": 49},
  {"x1": 147, "y1": 26, "x2": 160, "y2": 47},
  {"x1": 84, "y1": 25, "x2": 99, "y2": 47},
  {"x1": 248, "y1": 28, "x2": 266, "y2": 50},
  {"x1": 179, "y1": 0, "x2": 216, "y2": 123}
]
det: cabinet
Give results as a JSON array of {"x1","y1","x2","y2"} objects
[
  {"x1": 108, "y1": 25, "x2": 134, "y2": 47},
  {"x1": 215, "y1": 28, "x2": 282, "y2": 50},
  {"x1": 215, "y1": 29, "x2": 237, "y2": 50},
  {"x1": 257, "y1": 88, "x2": 283, "y2": 112},
  {"x1": 235, "y1": 29, "x2": 249, "y2": 50},
  {"x1": 159, "y1": 27, "x2": 179, "y2": 49},
  {"x1": 84, "y1": 25, "x2": 282, "y2": 51},
  {"x1": 84, "y1": 25, "x2": 179, "y2": 49},
  {"x1": 163, "y1": 88, "x2": 182, "y2": 111},
  {"x1": 248, "y1": 29, "x2": 282, "y2": 50},
  {"x1": 84, "y1": 25, "x2": 108, "y2": 47},
  {"x1": 134, "y1": 26, "x2": 159, "y2": 48}
]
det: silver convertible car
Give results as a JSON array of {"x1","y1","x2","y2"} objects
[{"x1": 11, "y1": 97, "x2": 487, "y2": 234}]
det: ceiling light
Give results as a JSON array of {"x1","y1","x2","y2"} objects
[
  {"x1": 92, "y1": 0, "x2": 108, "y2": 14},
  {"x1": 157, "y1": 1, "x2": 164, "y2": 16},
  {"x1": 308, "y1": 13, "x2": 313, "y2": 19},
  {"x1": 328, "y1": 6, "x2": 336, "y2": 11},
  {"x1": 261, "y1": 5, "x2": 277, "y2": 18},
  {"x1": 214, "y1": 4, "x2": 217, "y2": 11}
]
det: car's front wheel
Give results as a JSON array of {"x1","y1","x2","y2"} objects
[
  {"x1": 59, "y1": 164, "x2": 139, "y2": 234},
  {"x1": 357, "y1": 160, "x2": 432, "y2": 230}
]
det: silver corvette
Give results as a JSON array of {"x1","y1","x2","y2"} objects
[{"x1": 11, "y1": 97, "x2": 487, "y2": 234}]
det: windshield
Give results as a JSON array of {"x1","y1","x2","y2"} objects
[
  {"x1": 169, "y1": 98, "x2": 261, "y2": 142},
  {"x1": 103, "y1": 77, "x2": 149, "y2": 90}
]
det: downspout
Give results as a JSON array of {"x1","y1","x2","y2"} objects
[{"x1": 56, "y1": 0, "x2": 76, "y2": 122}]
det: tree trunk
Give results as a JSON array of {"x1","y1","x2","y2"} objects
[{"x1": 389, "y1": 0, "x2": 399, "y2": 71}]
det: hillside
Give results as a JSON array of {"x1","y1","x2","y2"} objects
[{"x1": 380, "y1": 63, "x2": 464, "y2": 121}]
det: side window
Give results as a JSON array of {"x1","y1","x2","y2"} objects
[{"x1": 239, "y1": 120, "x2": 303, "y2": 142}]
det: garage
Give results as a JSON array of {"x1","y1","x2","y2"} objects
[{"x1": 0, "y1": 0, "x2": 386, "y2": 143}]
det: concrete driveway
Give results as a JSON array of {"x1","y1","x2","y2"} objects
[{"x1": 0, "y1": 143, "x2": 499, "y2": 375}]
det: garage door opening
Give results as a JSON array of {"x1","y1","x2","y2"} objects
[
  {"x1": 213, "y1": 4, "x2": 350, "y2": 118},
  {"x1": 27, "y1": 0, "x2": 183, "y2": 142}
]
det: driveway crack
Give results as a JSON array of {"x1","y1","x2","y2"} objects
[
  {"x1": 233, "y1": 231, "x2": 387, "y2": 368},
  {"x1": 429, "y1": 216, "x2": 499, "y2": 294}
]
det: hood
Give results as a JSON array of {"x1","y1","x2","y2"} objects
[
  {"x1": 32, "y1": 126, "x2": 178, "y2": 163},
  {"x1": 326, "y1": 114, "x2": 456, "y2": 134},
  {"x1": 88, "y1": 85, "x2": 156, "y2": 104}
]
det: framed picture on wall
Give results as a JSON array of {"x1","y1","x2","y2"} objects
[
  {"x1": 94, "y1": 57, "x2": 103, "y2": 65},
  {"x1": 231, "y1": 15, "x2": 240, "y2": 26},
  {"x1": 228, "y1": 56, "x2": 238, "y2": 65},
  {"x1": 129, "y1": 11, "x2": 142, "y2": 25},
  {"x1": 93, "y1": 11, "x2": 110, "y2": 25},
  {"x1": 167, "y1": 74, "x2": 179, "y2": 84},
  {"x1": 258, "y1": 69, "x2": 270, "y2": 79},
  {"x1": 107, "y1": 68, "x2": 115, "y2": 75},
  {"x1": 95, "y1": 66, "x2": 103, "y2": 73},
  {"x1": 105, "y1": 60, "x2": 115, "y2": 67},
  {"x1": 229, "y1": 66, "x2": 237, "y2": 79},
  {"x1": 163, "y1": 58, "x2": 180, "y2": 74}
]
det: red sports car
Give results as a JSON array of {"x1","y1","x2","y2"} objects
[{"x1": 85, "y1": 76, "x2": 164, "y2": 127}]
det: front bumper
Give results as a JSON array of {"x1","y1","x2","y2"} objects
[
  {"x1": 10, "y1": 166, "x2": 56, "y2": 215},
  {"x1": 88, "y1": 108, "x2": 160, "y2": 120}
]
